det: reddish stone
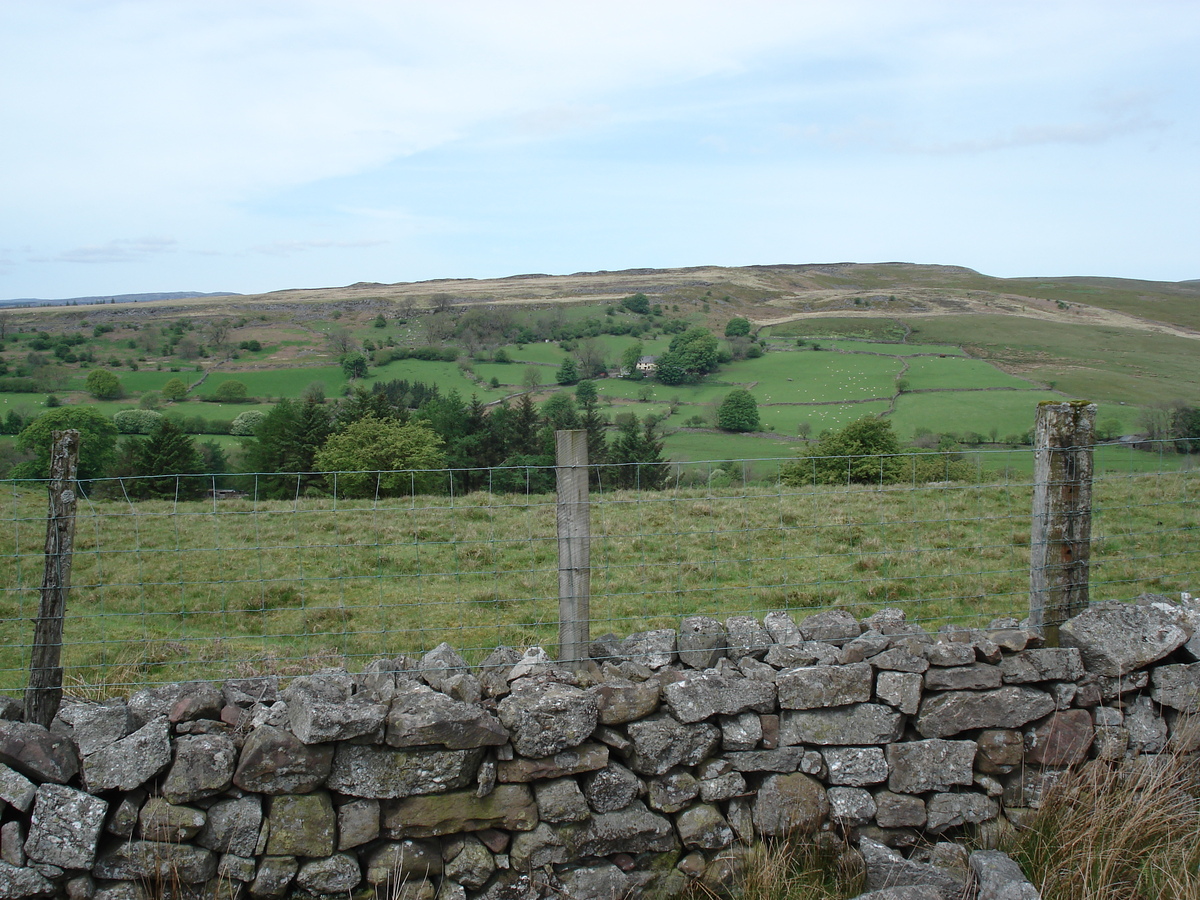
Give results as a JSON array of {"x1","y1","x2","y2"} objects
[{"x1": 1025, "y1": 710, "x2": 1094, "y2": 767}]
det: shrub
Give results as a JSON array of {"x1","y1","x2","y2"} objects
[
  {"x1": 211, "y1": 380, "x2": 249, "y2": 403},
  {"x1": 85, "y1": 368, "x2": 123, "y2": 400},
  {"x1": 113, "y1": 409, "x2": 165, "y2": 434},
  {"x1": 230, "y1": 409, "x2": 267, "y2": 436}
]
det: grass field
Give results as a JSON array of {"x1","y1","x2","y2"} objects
[{"x1": 0, "y1": 463, "x2": 1192, "y2": 695}]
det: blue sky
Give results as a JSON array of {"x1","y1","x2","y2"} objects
[{"x1": 2, "y1": 1, "x2": 1197, "y2": 300}]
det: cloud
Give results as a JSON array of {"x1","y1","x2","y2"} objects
[
  {"x1": 48, "y1": 237, "x2": 177, "y2": 264},
  {"x1": 251, "y1": 239, "x2": 388, "y2": 258}
]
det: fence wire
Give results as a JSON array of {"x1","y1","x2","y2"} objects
[{"x1": 0, "y1": 444, "x2": 1194, "y2": 693}]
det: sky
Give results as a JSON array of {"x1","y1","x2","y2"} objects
[{"x1": 1, "y1": 1, "x2": 1198, "y2": 301}]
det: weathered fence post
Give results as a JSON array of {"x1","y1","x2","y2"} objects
[
  {"x1": 555, "y1": 430, "x2": 590, "y2": 668},
  {"x1": 25, "y1": 430, "x2": 80, "y2": 727},
  {"x1": 1030, "y1": 401, "x2": 1096, "y2": 646}
]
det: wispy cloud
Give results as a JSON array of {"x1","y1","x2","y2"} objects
[{"x1": 47, "y1": 237, "x2": 177, "y2": 264}]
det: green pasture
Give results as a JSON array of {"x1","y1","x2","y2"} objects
[
  {"x1": 902, "y1": 356, "x2": 1035, "y2": 391},
  {"x1": 765, "y1": 317, "x2": 910, "y2": 342},
  {"x1": 889, "y1": 391, "x2": 1060, "y2": 441},
  {"x1": 765, "y1": 401, "x2": 893, "y2": 436},
  {"x1": 722, "y1": 352, "x2": 900, "y2": 402},
  {"x1": 818, "y1": 340, "x2": 967, "y2": 357}
]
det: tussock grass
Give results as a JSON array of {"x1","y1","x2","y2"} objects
[
  {"x1": 682, "y1": 837, "x2": 865, "y2": 900},
  {"x1": 0, "y1": 466, "x2": 1194, "y2": 693}
]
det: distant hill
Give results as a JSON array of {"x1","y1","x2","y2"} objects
[{"x1": 0, "y1": 291, "x2": 240, "y2": 309}]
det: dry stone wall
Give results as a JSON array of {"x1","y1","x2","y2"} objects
[{"x1": 1, "y1": 594, "x2": 1198, "y2": 899}]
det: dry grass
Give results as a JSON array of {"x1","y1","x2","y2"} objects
[{"x1": 681, "y1": 836, "x2": 865, "y2": 900}]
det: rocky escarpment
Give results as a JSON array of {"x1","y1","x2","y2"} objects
[{"x1": 1, "y1": 594, "x2": 1197, "y2": 899}]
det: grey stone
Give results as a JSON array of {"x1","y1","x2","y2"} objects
[
  {"x1": 419, "y1": 643, "x2": 471, "y2": 692},
  {"x1": 1002, "y1": 767, "x2": 1065, "y2": 809},
  {"x1": 161, "y1": 733, "x2": 237, "y2": 804},
  {"x1": 724, "y1": 616, "x2": 772, "y2": 660},
  {"x1": 719, "y1": 711, "x2": 762, "y2": 751},
  {"x1": 620, "y1": 630, "x2": 678, "y2": 669},
  {"x1": 326, "y1": 744, "x2": 483, "y2": 799},
  {"x1": 0, "y1": 861, "x2": 54, "y2": 898},
  {"x1": 858, "y1": 837, "x2": 965, "y2": 897},
  {"x1": 497, "y1": 681, "x2": 598, "y2": 758},
  {"x1": 337, "y1": 797, "x2": 379, "y2": 850},
  {"x1": 104, "y1": 792, "x2": 143, "y2": 839},
  {"x1": 533, "y1": 778, "x2": 590, "y2": 823},
  {"x1": 0, "y1": 721, "x2": 80, "y2": 785},
  {"x1": 0, "y1": 764, "x2": 35, "y2": 813},
  {"x1": 590, "y1": 678, "x2": 661, "y2": 725},
  {"x1": 763, "y1": 611, "x2": 803, "y2": 646},
  {"x1": 725, "y1": 747, "x2": 810, "y2": 773},
  {"x1": 868, "y1": 648, "x2": 929, "y2": 674},
  {"x1": 780, "y1": 704, "x2": 904, "y2": 746},
  {"x1": 841, "y1": 630, "x2": 892, "y2": 664},
  {"x1": 137, "y1": 797, "x2": 206, "y2": 842},
  {"x1": 663, "y1": 671, "x2": 775, "y2": 723},
  {"x1": 1060, "y1": 601, "x2": 1188, "y2": 676},
  {"x1": 823, "y1": 746, "x2": 888, "y2": 786},
  {"x1": 970, "y1": 850, "x2": 1041, "y2": 900},
  {"x1": 887, "y1": 740, "x2": 976, "y2": 794},
  {"x1": 923, "y1": 664, "x2": 1003, "y2": 691},
  {"x1": 874, "y1": 791, "x2": 926, "y2": 829},
  {"x1": 62, "y1": 702, "x2": 130, "y2": 757},
  {"x1": 1095, "y1": 669, "x2": 1149, "y2": 700},
  {"x1": 1, "y1": 821, "x2": 24, "y2": 867},
  {"x1": 1151, "y1": 662, "x2": 1200, "y2": 713},
  {"x1": 93, "y1": 842, "x2": 216, "y2": 884},
  {"x1": 876, "y1": 671, "x2": 923, "y2": 715},
  {"x1": 166, "y1": 683, "x2": 223, "y2": 724},
  {"x1": 362, "y1": 839, "x2": 442, "y2": 884},
  {"x1": 926, "y1": 793, "x2": 999, "y2": 832},
  {"x1": 295, "y1": 853, "x2": 361, "y2": 894},
  {"x1": 223, "y1": 676, "x2": 278, "y2": 709},
  {"x1": 196, "y1": 796, "x2": 262, "y2": 857},
  {"x1": 581, "y1": 762, "x2": 641, "y2": 813},
  {"x1": 81, "y1": 718, "x2": 171, "y2": 793},
  {"x1": 647, "y1": 769, "x2": 700, "y2": 813},
  {"x1": 975, "y1": 730, "x2": 1024, "y2": 775},
  {"x1": 828, "y1": 787, "x2": 877, "y2": 826},
  {"x1": 863, "y1": 609, "x2": 911, "y2": 634},
  {"x1": 916, "y1": 688, "x2": 1055, "y2": 739},
  {"x1": 851, "y1": 888, "x2": 946, "y2": 900},
  {"x1": 1092, "y1": 726, "x2": 1129, "y2": 760},
  {"x1": 676, "y1": 803, "x2": 734, "y2": 850},
  {"x1": 558, "y1": 863, "x2": 634, "y2": 900},
  {"x1": 126, "y1": 683, "x2": 196, "y2": 728},
  {"x1": 777, "y1": 663, "x2": 873, "y2": 709},
  {"x1": 218, "y1": 854, "x2": 256, "y2": 883},
  {"x1": 479, "y1": 647, "x2": 522, "y2": 699},
  {"x1": 288, "y1": 695, "x2": 388, "y2": 744},
  {"x1": 23, "y1": 784, "x2": 107, "y2": 870},
  {"x1": 264, "y1": 792, "x2": 335, "y2": 857},
  {"x1": 1125, "y1": 695, "x2": 1167, "y2": 753},
  {"x1": 700, "y1": 770, "x2": 746, "y2": 802},
  {"x1": 623, "y1": 712, "x2": 720, "y2": 776},
  {"x1": 381, "y1": 784, "x2": 537, "y2": 837},
  {"x1": 752, "y1": 773, "x2": 828, "y2": 837},
  {"x1": 737, "y1": 657, "x2": 779, "y2": 681},
  {"x1": 678, "y1": 616, "x2": 727, "y2": 669},
  {"x1": 569, "y1": 800, "x2": 676, "y2": 856},
  {"x1": 232, "y1": 724, "x2": 333, "y2": 794},
  {"x1": 249, "y1": 855, "x2": 298, "y2": 898},
  {"x1": 387, "y1": 681, "x2": 508, "y2": 749},
  {"x1": 444, "y1": 835, "x2": 495, "y2": 889},
  {"x1": 727, "y1": 796, "x2": 755, "y2": 844},
  {"x1": 800, "y1": 609, "x2": 862, "y2": 644},
  {"x1": 765, "y1": 641, "x2": 839, "y2": 668},
  {"x1": 508, "y1": 822, "x2": 569, "y2": 869},
  {"x1": 926, "y1": 641, "x2": 977, "y2": 667},
  {"x1": 1000, "y1": 648, "x2": 1084, "y2": 684},
  {"x1": 495, "y1": 742, "x2": 608, "y2": 782}
]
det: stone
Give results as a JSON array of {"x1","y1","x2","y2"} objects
[
  {"x1": 1060, "y1": 601, "x2": 1188, "y2": 676},
  {"x1": 590, "y1": 677, "x2": 661, "y2": 725},
  {"x1": 887, "y1": 740, "x2": 976, "y2": 794},
  {"x1": 874, "y1": 791, "x2": 926, "y2": 829},
  {"x1": 876, "y1": 671, "x2": 923, "y2": 715},
  {"x1": 497, "y1": 681, "x2": 598, "y2": 758},
  {"x1": 362, "y1": 839, "x2": 442, "y2": 885},
  {"x1": 1000, "y1": 648, "x2": 1084, "y2": 684},
  {"x1": 1003, "y1": 767, "x2": 1065, "y2": 809},
  {"x1": 780, "y1": 704, "x2": 904, "y2": 746},
  {"x1": 799, "y1": 609, "x2": 862, "y2": 644},
  {"x1": 828, "y1": 787, "x2": 877, "y2": 826},
  {"x1": 264, "y1": 792, "x2": 335, "y2": 857},
  {"x1": 81, "y1": 718, "x2": 171, "y2": 793},
  {"x1": 288, "y1": 695, "x2": 388, "y2": 744},
  {"x1": 1095, "y1": 670, "x2": 1149, "y2": 700},
  {"x1": 93, "y1": 842, "x2": 216, "y2": 884},
  {"x1": 926, "y1": 641, "x2": 977, "y2": 667},
  {"x1": 970, "y1": 850, "x2": 1041, "y2": 900},
  {"x1": 533, "y1": 778, "x2": 590, "y2": 823},
  {"x1": 444, "y1": 835, "x2": 495, "y2": 889},
  {"x1": 725, "y1": 747, "x2": 810, "y2": 773},
  {"x1": 700, "y1": 770, "x2": 746, "y2": 802},
  {"x1": 765, "y1": 642, "x2": 839, "y2": 668},
  {"x1": 777, "y1": 663, "x2": 873, "y2": 709},
  {"x1": 496, "y1": 741, "x2": 607, "y2": 782},
  {"x1": 926, "y1": 793, "x2": 999, "y2": 832},
  {"x1": 719, "y1": 711, "x2": 763, "y2": 751},
  {"x1": 916, "y1": 687, "x2": 1055, "y2": 739},
  {"x1": 167, "y1": 684, "x2": 224, "y2": 724},
  {"x1": 0, "y1": 721, "x2": 80, "y2": 784},
  {"x1": 620, "y1": 630, "x2": 678, "y2": 668},
  {"x1": 0, "y1": 861, "x2": 54, "y2": 898},
  {"x1": 862, "y1": 608, "x2": 910, "y2": 634},
  {"x1": 663, "y1": 671, "x2": 776, "y2": 723},
  {"x1": 1, "y1": 821, "x2": 24, "y2": 867},
  {"x1": 923, "y1": 664, "x2": 1003, "y2": 691},
  {"x1": 569, "y1": 800, "x2": 676, "y2": 856},
  {"x1": 858, "y1": 837, "x2": 965, "y2": 897},
  {"x1": 508, "y1": 822, "x2": 569, "y2": 869},
  {"x1": 295, "y1": 853, "x2": 361, "y2": 895},
  {"x1": 868, "y1": 648, "x2": 929, "y2": 674},
  {"x1": 763, "y1": 611, "x2": 803, "y2": 646},
  {"x1": 232, "y1": 725, "x2": 333, "y2": 794},
  {"x1": 478, "y1": 647, "x2": 522, "y2": 699},
  {"x1": 249, "y1": 855, "x2": 298, "y2": 898},
  {"x1": 23, "y1": 784, "x2": 107, "y2": 869},
  {"x1": 61, "y1": 701, "x2": 130, "y2": 756},
  {"x1": 223, "y1": 676, "x2": 278, "y2": 708},
  {"x1": 851, "y1": 888, "x2": 948, "y2": 900},
  {"x1": 326, "y1": 744, "x2": 483, "y2": 799},
  {"x1": 975, "y1": 730, "x2": 1024, "y2": 775},
  {"x1": 823, "y1": 746, "x2": 888, "y2": 786},
  {"x1": 1124, "y1": 695, "x2": 1167, "y2": 753},
  {"x1": 137, "y1": 797, "x2": 206, "y2": 842},
  {"x1": 724, "y1": 616, "x2": 772, "y2": 660},
  {"x1": 387, "y1": 681, "x2": 508, "y2": 749},
  {"x1": 196, "y1": 796, "x2": 262, "y2": 858},
  {"x1": 1151, "y1": 662, "x2": 1200, "y2": 713},
  {"x1": 726, "y1": 796, "x2": 755, "y2": 844},
  {"x1": 381, "y1": 784, "x2": 537, "y2": 837},
  {"x1": 581, "y1": 762, "x2": 641, "y2": 813},
  {"x1": 753, "y1": 773, "x2": 828, "y2": 837},
  {"x1": 676, "y1": 803, "x2": 734, "y2": 850},
  {"x1": 678, "y1": 616, "x2": 727, "y2": 668},
  {"x1": 418, "y1": 643, "x2": 471, "y2": 692},
  {"x1": 1092, "y1": 726, "x2": 1129, "y2": 760},
  {"x1": 623, "y1": 712, "x2": 720, "y2": 776},
  {"x1": 336, "y1": 797, "x2": 379, "y2": 850},
  {"x1": 1024, "y1": 710, "x2": 1093, "y2": 766},
  {"x1": 218, "y1": 854, "x2": 256, "y2": 883},
  {"x1": 126, "y1": 683, "x2": 196, "y2": 728},
  {"x1": 0, "y1": 764, "x2": 36, "y2": 813},
  {"x1": 647, "y1": 769, "x2": 700, "y2": 813},
  {"x1": 161, "y1": 733, "x2": 237, "y2": 804},
  {"x1": 104, "y1": 792, "x2": 143, "y2": 839}
]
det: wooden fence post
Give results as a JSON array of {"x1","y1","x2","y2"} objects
[
  {"x1": 555, "y1": 430, "x2": 590, "y2": 668},
  {"x1": 1030, "y1": 401, "x2": 1096, "y2": 646},
  {"x1": 25, "y1": 430, "x2": 80, "y2": 727}
]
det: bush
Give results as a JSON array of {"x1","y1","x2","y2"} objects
[
  {"x1": 211, "y1": 380, "x2": 249, "y2": 403},
  {"x1": 717, "y1": 389, "x2": 760, "y2": 432},
  {"x1": 85, "y1": 368, "x2": 123, "y2": 400},
  {"x1": 113, "y1": 409, "x2": 165, "y2": 434},
  {"x1": 230, "y1": 409, "x2": 267, "y2": 436},
  {"x1": 780, "y1": 417, "x2": 903, "y2": 485}
]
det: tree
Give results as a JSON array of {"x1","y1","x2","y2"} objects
[
  {"x1": 241, "y1": 397, "x2": 333, "y2": 497},
  {"x1": 717, "y1": 389, "x2": 760, "y2": 432},
  {"x1": 621, "y1": 293, "x2": 651, "y2": 315},
  {"x1": 131, "y1": 418, "x2": 204, "y2": 499},
  {"x1": 212, "y1": 380, "x2": 248, "y2": 403},
  {"x1": 621, "y1": 341, "x2": 644, "y2": 378},
  {"x1": 609, "y1": 415, "x2": 668, "y2": 489},
  {"x1": 522, "y1": 366, "x2": 543, "y2": 391},
  {"x1": 724, "y1": 317, "x2": 751, "y2": 338},
  {"x1": 542, "y1": 392, "x2": 581, "y2": 431},
  {"x1": 780, "y1": 416, "x2": 903, "y2": 485},
  {"x1": 373, "y1": 313, "x2": 387, "y2": 329},
  {"x1": 314, "y1": 415, "x2": 445, "y2": 498},
  {"x1": 1171, "y1": 403, "x2": 1200, "y2": 453},
  {"x1": 340, "y1": 351, "x2": 369, "y2": 380},
  {"x1": 555, "y1": 357, "x2": 579, "y2": 386},
  {"x1": 230, "y1": 409, "x2": 267, "y2": 436},
  {"x1": 85, "y1": 368, "x2": 123, "y2": 400},
  {"x1": 574, "y1": 338, "x2": 607, "y2": 379},
  {"x1": 14, "y1": 406, "x2": 119, "y2": 481},
  {"x1": 113, "y1": 409, "x2": 164, "y2": 434},
  {"x1": 162, "y1": 378, "x2": 189, "y2": 402},
  {"x1": 656, "y1": 328, "x2": 719, "y2": 384},
  {"x1": 328, "y1": 327, "x2": 356, "y2": 354}
]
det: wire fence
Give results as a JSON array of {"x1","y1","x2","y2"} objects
[{"x1": 1, "y1": 443, "x2": 1195, "y2": 694}]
